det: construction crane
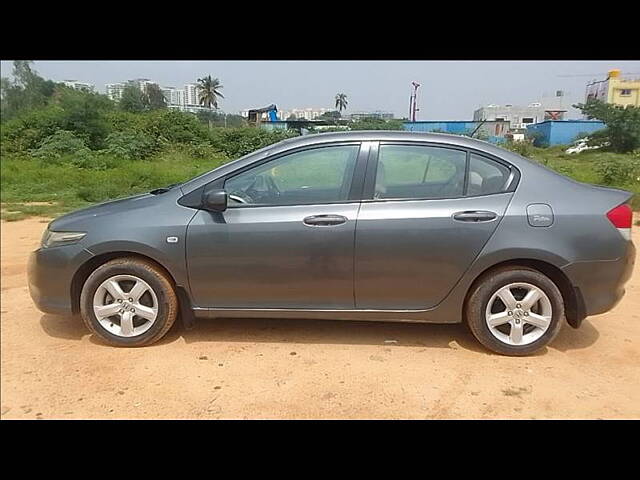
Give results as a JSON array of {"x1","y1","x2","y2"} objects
[{"x1": 408, "y1": 81, "x2": 420, "y2": 122}]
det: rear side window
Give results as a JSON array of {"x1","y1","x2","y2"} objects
[
  {"x1": 467, "y1": 153, "x2": 511, "y2": 196},
  {"x1": 374, "y1": 145, "x2": 467, "y2": 200}
]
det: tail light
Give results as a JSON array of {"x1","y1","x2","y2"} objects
[{"x1": 607, "y1": 203, "x2": 632, "y2": 240}]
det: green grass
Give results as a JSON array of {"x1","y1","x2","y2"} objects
[
  {"x1": 517, "y1": 146, "x2": 639, "y2": 210},
  {"x1": 1, "y1": 150, "x2": 229, "y2": 219},
  {"x1": 1, "y1": 145, "x2": 639, "y2": 221}
]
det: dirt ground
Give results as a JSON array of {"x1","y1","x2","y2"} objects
[{"x1": 1, "y1": 217, "x2": 639, "y2": 420}]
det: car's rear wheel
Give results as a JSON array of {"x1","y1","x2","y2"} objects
[
  {"x1": 80, "y1": 257, "x2": 178, "y2": 347},
  {"x1": 465, "y1": 267, "x2": 564, "y2": 356}
]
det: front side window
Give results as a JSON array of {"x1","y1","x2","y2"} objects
[
  {"x1": 467, "y1": 153, "x2": 511, "y2": 196},
  {"x1": 224, "y1": 144, "x2": 359, "y2": 207},
  {"x1": 374, "y1": 145, "x2": 467, "y2": 200}
]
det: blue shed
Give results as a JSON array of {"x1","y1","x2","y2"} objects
[
  {"x1": 403, "y1": 120, "x2": 509, "y2": 144},
  {"x1": 526, "y1": 120, "x2": 605, "y2": 146}
]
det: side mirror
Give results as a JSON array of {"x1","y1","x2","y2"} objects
[{"x1": 202, "y1": 188, "x2": 228, "y2": 212}]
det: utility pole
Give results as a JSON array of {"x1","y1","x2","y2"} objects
[{"x1": 409, "y1": 81, "x2": 421, "y2": 122}]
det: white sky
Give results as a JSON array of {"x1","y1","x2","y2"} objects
[{"x1": 2, "y1": 60, "x2": 639, "y2": 119}]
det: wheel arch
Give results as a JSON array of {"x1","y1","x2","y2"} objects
[
  {"x1": 70, "y1": 251, "x2": 178, "y2": 315},
  {"x1": 463, "y1": 258, "x2": 585, "y2": 328}
]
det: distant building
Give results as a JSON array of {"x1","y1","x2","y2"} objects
[
  {"x1": 526, "y1": 120, "x2": 606, "y2": 146},
  {"x1": 106, "y1": 79, "x2": 158, "y2": 102},
  {"x1": 586, "y1": 69, "x2": 640, "y2": 108},
  {"x1": 184, "y1": 83, "x2": 200, "y2": 107},
  {"x1": 106, "y1": 79, "x2": 213, "y2": 112},
  {"x1": 473, "y1": 97, "x2": 567, "y2": 129},
  {"x1": 105, "y1": 82, "x2": 127, "y2": 102},
  {"x1": 349, "y1": 111, "x2": 395, "y2": 121},
  {"x1": 239, "y1": 107, "x2": 336, "y2": 121},
  {"x1": 63, "y1": 80, "x2": 95, "y2": 92}
]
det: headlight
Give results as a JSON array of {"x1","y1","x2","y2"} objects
[{"x1": 41, "y1": 230, "x2": 86, "y2": 248}]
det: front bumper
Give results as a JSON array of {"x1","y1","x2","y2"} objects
[
  {"x1": 27, "y1": 244, "x2": 93, "y2": 316},
  {"x1": 562, "y1": 241, "x2": 636, "y2": 317}
]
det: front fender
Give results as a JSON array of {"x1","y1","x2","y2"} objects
[{"x1": 85, "y1": 239, "x2": 189, "y2": 289}]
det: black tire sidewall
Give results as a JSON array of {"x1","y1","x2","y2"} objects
[
  {"x1": 467, "y1": 268, "x2": 565, "y2": 356},
  {"x1": 80, "y1": 261, "x2": 175, "y2": 347}
]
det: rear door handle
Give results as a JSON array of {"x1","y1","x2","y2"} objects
[
  {"x1": 303, "y1": 214, "x2": 348, "y2": 226},
  {"x1": 453, "y1": 210, "x2": 497, "y2": 222}
]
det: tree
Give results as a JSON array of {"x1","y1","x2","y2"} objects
[
  {"x1": 574, "y1": 99, "x2": 640, "y2": 153},
  {"x1": 53, "y1": 86, "x2": 114, "y2": 149},
  {"x1": 318, "y1": 110, "x2": 341, "y2": 121},
  {"x1": 335, "y1": 93, "x2": 348, "y2": 113},
  {"x1": 146, "y1": 84, "x2": 167, "y2": 110},
  {"x1": 350, "y1": 117, "x2": 404, "y2": 130},
  {"x1": 119, "y1": 85, "x2": 147, "y2": 113},
  {"x1": 197, "y1": 75, "x2": 224, "y2": 130},
  {"x1": 1, "y1": 60, "x2": 57, "y2": 121}
]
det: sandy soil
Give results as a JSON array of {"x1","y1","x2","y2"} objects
[{"x1": 1, "y1": 217, "x2": 639, "y2": 419}]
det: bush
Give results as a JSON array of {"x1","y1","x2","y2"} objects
[
  {"x1": 181, "y1": 142, "x2": 223, "y2": 159},
  {"x1": 210, "y1": 127, "x2": 299, "y2": 158},
  {"x1": 1, "y1": 105, "x2": 67, "y2": 153},
  {"x1": 596, "y1": 157, "x2": 640, "y2": 185},
  {"x1": 350, "y1": 118, "x2": 405, "y2": 130},
  {"x1": 141, "y1": 109, "x2": 210, "y2": 144},
  {"x1": 502, "y1": 139, "x2": 536, "y2": 157},
  {"x1": 103, "y1": 131, "x2": 158, "y2": 160},
  {"x1": 30, "y1": 130, "x2": 89, "y2": 160}
]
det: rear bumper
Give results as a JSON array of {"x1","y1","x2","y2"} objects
[
  {"x1": 562, "y1": 241, "x2": 635, "y2": 318},
  {"x1": 27, "y1": 245, "x2": 93, "y2": 316}
]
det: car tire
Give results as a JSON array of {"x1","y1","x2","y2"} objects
[
  {"x1": 465, "y1": 266, "x2": 565, "y2": 356},
  {"x1": 80, "y1": 257, "x2": 178, "y2": 347}
]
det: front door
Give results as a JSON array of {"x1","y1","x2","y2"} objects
[
  {"x1": 355, "y1": 143, "x2": 515, "y2": 310},
  {"x1": 186, "y1": 143, "x2": 365, "y2": 309}
]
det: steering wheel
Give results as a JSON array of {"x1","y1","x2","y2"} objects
[{"x1": 228, "y1": 193, "x2": 249, "y2": 204}]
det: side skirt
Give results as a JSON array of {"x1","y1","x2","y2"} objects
[{"x1": 192, "y1": 307, "x2": 461, "y2": 324}]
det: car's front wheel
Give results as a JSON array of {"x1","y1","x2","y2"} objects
[
  {"x1": 465, "y1": 267, "x2": 565, "y2": 356},
  {"x1": 80, "y1": 257, "x2": 178, "y2": 347}
]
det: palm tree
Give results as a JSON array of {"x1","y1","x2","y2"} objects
[
  {"x1": 335, "y1": 93, "x2": 348, "y2": 114},
  {"x1": 197, "y1": 76, "x2": 224, "y2": 128}
]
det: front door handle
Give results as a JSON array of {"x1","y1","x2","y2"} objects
[
  {"x1": 453, "y1": 210, "x2": 497, "y2": 222},
  {"x1": 303, "y1": 214, "x2": 348, "y2": 227}
]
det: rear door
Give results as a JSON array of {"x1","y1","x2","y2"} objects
[{"x1": 354, "y1": 142, "x2": 516, "y2": 310}]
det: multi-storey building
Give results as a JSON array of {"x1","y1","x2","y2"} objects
[
  {"x1": 586, "y1": 69, "x2": 640, "y2": 108},
  {"x1": 105, "y1": 82, "x2": 127, "y2": 102},
  {"x1": 473, "y1": 93, "x2": 567, "y2": 130},
  {"x1": 105, "y1": 79, "x2": 213, "y2": 112},
  {"x1": 184, "y1": 83, "x2": 200, "y2": 107},
  {"x1": 63, "y1": 80, "x2": 95, "y2": 92}
]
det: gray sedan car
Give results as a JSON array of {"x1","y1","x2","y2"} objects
[{"x1": 28, "y1": 131, "x2": 635, "y2": 355}]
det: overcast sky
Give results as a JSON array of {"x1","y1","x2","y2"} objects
[{"x1": 2, "y1": 60, "x2": 639, "y2": 119}]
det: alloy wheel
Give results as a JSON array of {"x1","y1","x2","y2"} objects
[
  {"x1": 92, "y1": 274, "x2": 158, "y2": 337},
  {"x1": 485, "y1": 282, "x2": 552, "y2": 346}
]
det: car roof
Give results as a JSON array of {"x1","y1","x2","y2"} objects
[
  {"x1": 274, "y1": 130, "x2": 522, "y2": 159},
  {"x1": 279, "y1": 130, "x2": 489, "y2": 147}
]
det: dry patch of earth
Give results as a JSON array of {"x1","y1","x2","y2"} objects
[{"x1": 1, "y1": 217, "x2": 639, "y2": 419}]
